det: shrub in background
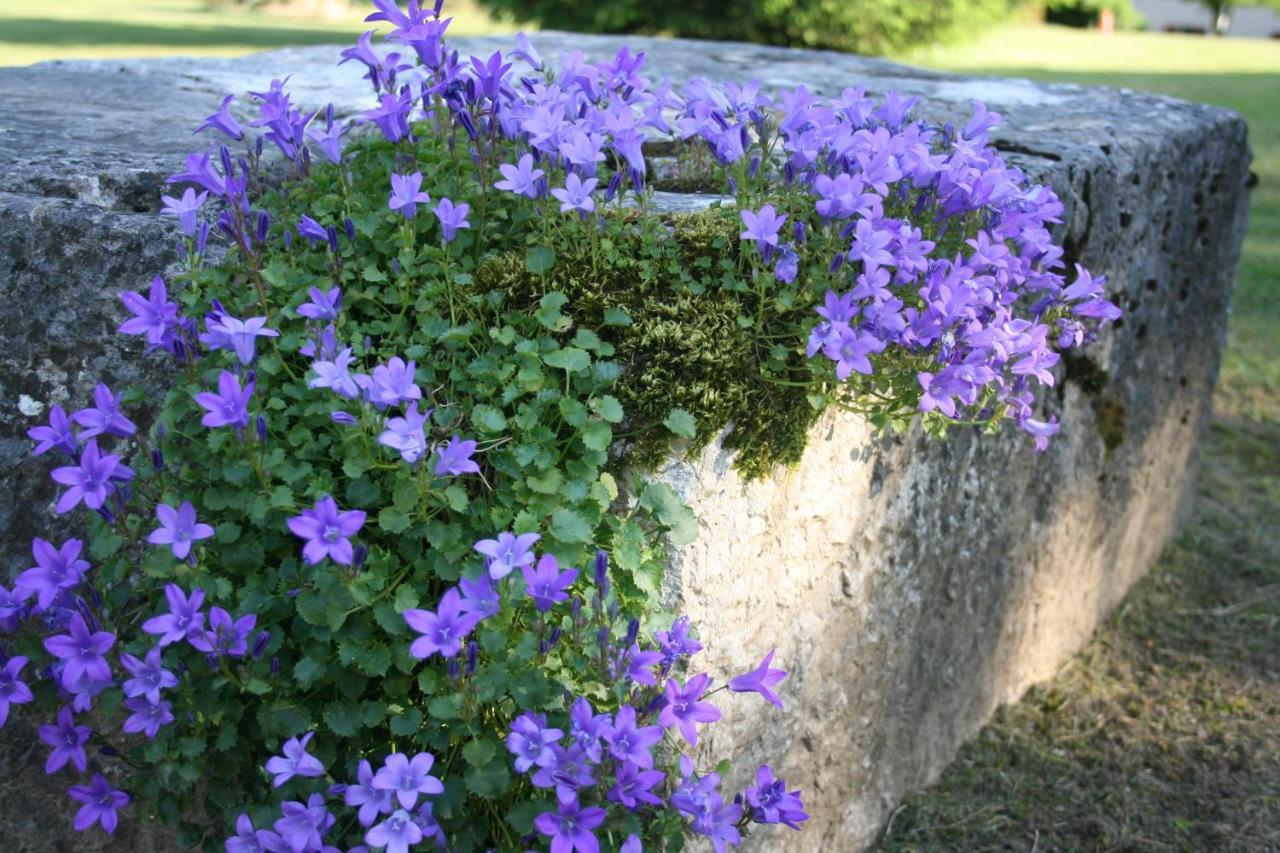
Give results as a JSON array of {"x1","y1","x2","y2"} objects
[
  {"x1": 4, "y1": 0, "x2": 1118, "y2": 850},
  {"x1": 475, "y1": 0, "x2": 1021, "y2": 56}
]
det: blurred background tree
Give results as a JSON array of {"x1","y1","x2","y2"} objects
[{"x1": 473, "y1": 0, "x2": 1023, "y2": 56}]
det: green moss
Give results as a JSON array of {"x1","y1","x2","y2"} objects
[
  {"x1": 1097, "y1": 396, "x2": 1126, "y2": 452},
  {"x1": 476, "y1": 208, "x2": 821, "y2": 477}
]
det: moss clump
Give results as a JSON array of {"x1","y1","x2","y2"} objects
[{"x1": 476, "y1": 207, "x2": 821, "y2": 477}]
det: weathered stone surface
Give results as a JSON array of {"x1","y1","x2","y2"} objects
[{"x1": 0, "y1": 33, "x2": 1248, "y2": 849}]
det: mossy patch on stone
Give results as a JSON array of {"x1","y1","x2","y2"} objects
[{"x1": 476, "y1": 207, "x2": 822, "y2": 478}]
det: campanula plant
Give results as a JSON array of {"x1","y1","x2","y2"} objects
[{"x1": 6, "y1": 0, "x2": 1117, "y2": 849}]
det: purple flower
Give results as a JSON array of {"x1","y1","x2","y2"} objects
[
  {"x1": 309, "y1": 347, "x2": 362, "y2": 400},
  {"x1": 551, "y1": 173, "x2": 598, "y2": 215},
  {"x1": 690, "y1": 790, "x2": 743, "y2": 852},
  {"x1": 0, "y1": 656, "x2": 33, "y2": 727},
  {"x1": 534, "y1": 791, "x2": 606, "y2": 853},
  {"x1": 168, "y1": 149, "x2": 225, "y2": 196},
  {"x1": 122, "y1": 695, "x2": 173, "y2": 739},
  {"x1": 740, "y1": 204, "x2": 787, "y2": 252},
  {"x1": 494, "y1": 153, "x2": 545, "y2": 199},
  {"x1": 50, "y1": 439, "x2": 134, "y2": 514},
  {"x1": 298, "y1": 286, "x2": 343, "y2": 321},
  {"x1": 355, "y1": 357, "x2": 421, "y2": 410},
  {"x1": 118, "y1": 276, "x2": 180, "y2": 348},
  {"x1": 273, "y1": 793, "x2": 334, "y2": 853},
  {"x1": 433, "y1": 435, "x2": 479, "y2": 476},
  {"x1": 388, "y1": 172, "x2": 431, "y2": 218},
  {"x1": 473, "y1": 531, "x2": 539, "y2": 580},
  {"x1": 147, "y1": 502, "x2": 215, "y2": 560},
  {"x1": 848, "y1": 217, "x2": 895, "y2": 276},
  {"x1": 365, "y1": 809, "x2": 422, "y2": 853},
  {"x1": 775, "y1": 243, "x2": 799, "y2": 283},
  {"x1": 265, "y1": 732, "x2": 326, "y2": 788},
  {"x1": 195, "y1": 371, "x2": 254, "y2": 430},
  {"x1": 521, "y1": 554, "x2": 577, "y2": 613},
  {"x1": 119, "y1": 646, "x2": 178, "y2": 704},
  {"x1": 457, "y1": 572, "x2": 500, "y2": 620},
  {"x1": 142, "y1": 584, "x2": 205, "y2": 647},
  {"x1": 567, "y1": 696, "x2": 611, "y2": 762},
  {"x1": 620, "y1": 835, "x2": 642, "y2": 853},
  {"x1": 608, "y1": 761, "x2": 665, "y2": 810},
  {"x1": 307, "y1": 119, "x2": 348, "y2": 165},
  {"x1": 404, "y1": 588, "x2": 481, "y2": 660},
  {"x1": 206, "y1": 315, "x2": 278, "y2": 365},
  {"x1": 67, "y1": 675, "x2": 113, "y2": 714},
  {"x1": 659, "y1": 672, "x2": 720, "y2": 746},
  {"x1": 432, "y1": 197, "x2": 470, "y2": 243},
  {"x1": 287, "y1": 495, "x2": 366, "y2": 566},
  {"x1": 377, "y1": 401, "x2": 431, "y2": 464},
  {"x1": 728, "y1": 648, "x2": 787, "y2": 708},
  {"x1": 190, "y1": 607, "x2": 257, "y2": 658},
  {"x1": 38, "y1": 705, "x2": 91, "y2": 773},
  {"x1": 371, "y1": 752, "x2": 444, "y2": 810},
  {"x1": 0, "y1": 585, "x2": 23, "y2": 633},
  {"x1": 623, "y1": 643, "x2": 663, "y2": 686},
  {"x1": 512, "y1": 31, "x2": 543, "y2": 69},
  {"x1": 28, "y1": 404, "x2": 78, "y2": 457},
  {"x1": 745, "y1": 764, "x2": 809, "y2": 829},
  {"x1": 656, "y1": 616, "x2": 702, "y2": 664},
  {"x1": 824, "y1": 326, "x2": 885, "y2": 380},
  {"x1": 72, "y1": 383, "x2": 137, "y2": 439},
  {"x1": 160, "y1": 187, "x2": 208, "y2": 236},
  {"x1": 604, "y1": 704, "x2": 662, "y2": 768},
  {"x1": 226, "y1": 813, "x2": 284, "y2": 853},
  {"x1": 506, "y1": 711, "x2": 562, "y2": 773},
  {"x1": 44, "y1": 613, "x2": 115, "y2": 691},
  {"x1": 15, "y1": 537, "x2": 89, "y2": 613},
  {"x1": 297, "y1": 214, "x2": 330, "y2": 245},
  {"x1": 195, "y1": 94, "x2": 245, "y2": 141},
  {"x1": 1020, "y1": 415, "x2": 1060, "y2": 452},
  {"x1": 67, "y1": 774, "x2": 129, "y2": 834},
  {"x1": 344, "y1": 759, "x2": 394, "y2": 827}
]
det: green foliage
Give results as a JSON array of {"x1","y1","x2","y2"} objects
[{"x1": 473, "y1": 0, "x2": 1021, "y2": 56}]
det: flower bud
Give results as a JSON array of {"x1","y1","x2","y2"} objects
[
  {"x1": 466, "y1": 641, "x2": 478, "y2": 676},
  {"x1": 447, "y1": 658, "x2": 461, "y2": 680},
  {"x1": 251, "y1": 630, "x2": 271, "y2": 660},
  {"x1": 330, "y1": 411, "x2": 358, "y2": 427},
  {"x1": 353, "y1": 545, "x2": 367, "y2": 569},
  {"x1": 256, "y1": 414, "x2": 268, "y2": 443},
  {"x1": 625, "y1": 617, "x2": 640, "y2": 646}
]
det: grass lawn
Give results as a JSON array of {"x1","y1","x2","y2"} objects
[
  {"x1": 0, "y1": 0, "x2": 510, "y2": 66},
  {"x1": 874, "y1": 24, "x2": 1280, "y2": 851}
]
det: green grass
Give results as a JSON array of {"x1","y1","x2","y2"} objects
[
  {"x1": 0, "y1": 0, "x2": 510, "y2": 66},
  {"x1": 875, "y1": 24, "x2": 1280, "y2": 852}
]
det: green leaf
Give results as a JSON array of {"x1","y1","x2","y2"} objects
[
  {"x1": 592, "y1": 395, "x2": 624, "y2": 423},
  {"x1": 639, "y1": 481, "x2": 698, "y2": 546},
  {"x1": 323, "y1": 702, "x2": 362, "y2": 737},
  {"x1": 663, "y1": 407, "x2": 698, "y2": 438},
  {"x1": 378, "y1": 507, "x2": 412, "y2": 534},
  {"x1": 462, "y1": 738, "x2": 497, "y2": 768},
  {"x1": 427, "y1": 693, "x2": 463, "y2": 720},
  {"x1": 464, "y1": 756, "x2": 511, "y2": 798},
  {"x1": 602, "y1": 306, "x2": 632, "y2": 326},
  {"x1": 471, "y1": 404, "x2": 507, "y2": 434},
  {"x1": 525, "y1": 245, "x2": 556, "y2": 276},
  {"x1": 526, "y1": 469, "x2": 563, "y2": 495},
  {"x1": 581, "y1": 419, "x2": 612, "y2": 452},
  {"x1": 294, "y1": 656, "x2": 327, "y2": 688},
  {"x1": 543, "y1": 347, "x2": 590, "y2": 373},
  {"x1": 549, "y1": 507, "x2": 593, "y2": 544},
  {"x1": 389, "y1": 708, "x2": 423, "y2": 735}
]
